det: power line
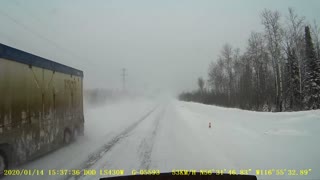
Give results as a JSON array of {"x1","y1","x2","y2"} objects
[
  {"x1": 0, "y1": 29, "x2": 18, "y2": 45},
  {"x1": 0, "y1": 7, "x2": 85, "y2": 63},
  {"x1": 11, "y1": 0, "x2": 46, "y2": 28}
]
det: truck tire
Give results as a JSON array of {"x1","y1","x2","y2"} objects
[
  {"x1": 0, "y1": 152, "x2": 7, "y2": 175},
  {"x1": 64, "y1": 130, "x2": 72, "y2": 144},
  {"x1": 72, "y1": 128, "x2": 79, "y2": 141}
]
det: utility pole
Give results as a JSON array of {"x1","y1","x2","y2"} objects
[{"x1": 121, "y1": 68, "x2": 127, "y2": 92}]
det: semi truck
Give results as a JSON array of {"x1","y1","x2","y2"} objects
[{"x1": 0, "y1": 43, "x2": 84, "y2": 172}]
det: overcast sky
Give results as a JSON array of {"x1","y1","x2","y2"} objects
[{"x1": 0, "y1": 0, "x2": 319, "y2": 95}]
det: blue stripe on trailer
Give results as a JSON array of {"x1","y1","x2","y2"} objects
[{"x1": 0, "y1": 43, "x2": 83, "y2": 77}]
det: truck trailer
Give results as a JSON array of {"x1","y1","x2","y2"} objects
[{"x1": 0, "y1": 43, "x2": 84, "y2": 172}]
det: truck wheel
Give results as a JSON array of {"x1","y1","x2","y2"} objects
[
  {"x1": 72, "y1": 128, "x2": 79, "y2": 141},
  {"x1": 0, "y1": 153, "x2": 7, "y2": 175},
  {"x1": 64, "y1": 130, "x2": 72, "y2": 144}
]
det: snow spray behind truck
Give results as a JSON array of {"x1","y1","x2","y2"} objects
[{"x1": 0, "y1": 43, "x2": 84, "y2": 171}]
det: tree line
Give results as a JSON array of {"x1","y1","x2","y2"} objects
[{"x1": 179, "y1": 8, "x2": 320, "y2": 112}]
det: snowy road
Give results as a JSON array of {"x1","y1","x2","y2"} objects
[{"x1": 5, "y1": 98, "x2": 320, "y2": 180}]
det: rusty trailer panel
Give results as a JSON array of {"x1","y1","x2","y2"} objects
[{"x1": 0, "y1": 43, "x2": 84, "y2": 167}]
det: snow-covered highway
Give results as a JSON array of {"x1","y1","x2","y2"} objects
[{"x1": 5, "y1": 98, "x2": 320, "y2": 180}]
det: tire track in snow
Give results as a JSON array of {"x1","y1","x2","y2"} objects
[
  {"x1": 65, "y1": 105, "x2": 159, "y2": 180},
  {"x1": 138, "y1": 105, "x2": 166, "y2": 169}
]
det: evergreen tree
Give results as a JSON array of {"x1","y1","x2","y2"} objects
[
  {"x1": 286, "y1": 48, "x2": 301, "y2": 110},
  {"x1": 303, "y1": 26, "x2": 320, "y2": 109}
]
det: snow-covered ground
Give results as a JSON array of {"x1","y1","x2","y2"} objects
[
  {"x1": 5, "y1": 98, "x2": 320, "y2": 180},
  {"x1": 4, "y1": 97, "x2": 157, "y2": 180}
]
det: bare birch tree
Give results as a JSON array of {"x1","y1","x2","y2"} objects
[{"x1": 261, "y1": 9, "x2": 284, "y2": 111}]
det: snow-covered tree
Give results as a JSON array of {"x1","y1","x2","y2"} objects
[
  {"x1": 284, "y1": 8, "x2": 305, "y2": 105},
  {"x1": 285, "y1": 48, "x2": 301, "y2": 110},
  {"x1": 311, "y1": 20, "x2": 320, "y2": 60},
  {"x1": 261, "y1": 9, "x2": 284, "y2": 111},
  {"x1": 180, "y1": 8, "x2": 319, "y2": 112},
  {"x1": 198, "y1": 77, "x2": 205, "y2": 93},
  {"x1": 303, "y1": 26, "x2": 320, "y2": 109}
]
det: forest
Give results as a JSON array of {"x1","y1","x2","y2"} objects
[{"x1": 179, "y1": 8, "x2": 320, "y2": 112}]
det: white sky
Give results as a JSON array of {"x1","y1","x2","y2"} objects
[{"x1": 0, "y1": 0, "x2": 319, "y2": 95}]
